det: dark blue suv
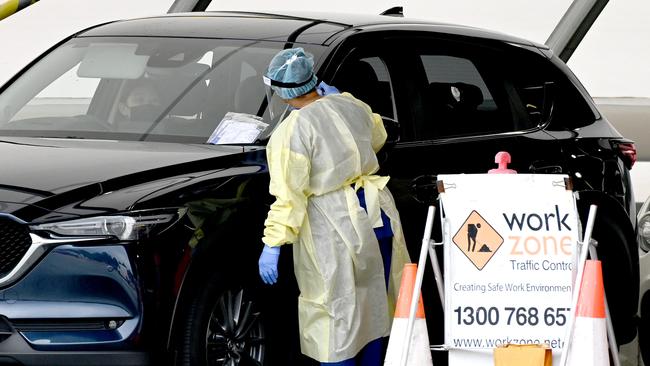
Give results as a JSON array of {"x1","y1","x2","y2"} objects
[{"x1": 0, "y1": 11, "x2": 639, "y2": 366}]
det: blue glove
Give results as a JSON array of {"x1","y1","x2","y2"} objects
[
  {"x1": 316, "y1": 81, "x2": 340, "y2": 96},
  {"x1": 258, "y1": 245, "x2": 280, "y2": 285}
]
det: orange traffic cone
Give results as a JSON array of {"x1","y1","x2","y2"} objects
[
  {"x1": 565, "y1": 260, "x2": 609, "y2": 366},
  {"x1": 384, "y1": 263, "x2": 433, "y2": 366}
]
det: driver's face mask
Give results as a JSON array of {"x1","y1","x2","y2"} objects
[{"x1": 119, "y1": 85, "x2": 163, "y2": 121}]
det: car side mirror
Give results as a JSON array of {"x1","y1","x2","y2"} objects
[{"x1": 382, "y1": 116, "x2": 400, "y2": 146}]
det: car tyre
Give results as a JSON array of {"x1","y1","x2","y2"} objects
[{"x1": 177, "y1": 274, "x2": 265, "y2": 366}]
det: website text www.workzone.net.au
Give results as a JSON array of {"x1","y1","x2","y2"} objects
[{"x1": 452, "y1": 336, "x2": 565, "y2": 349}]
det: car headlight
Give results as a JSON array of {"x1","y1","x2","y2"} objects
[
  {"x1": 30, "y1": 208, "x2": 186, "y2": 241},
  {"x1": 639, "y1": 212, "x2": 650, "y2": 252}
]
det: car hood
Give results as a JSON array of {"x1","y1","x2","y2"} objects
[{"x1": 0, "y1": 137, "x2": 264, "y2": 219}]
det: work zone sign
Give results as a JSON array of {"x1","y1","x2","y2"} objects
[
  {"x1": 438, "y1": 174, "x2": 578, "y2": 366},
  {"x1": 452, "y1": 210, "x2": 504, "y2": 270}
]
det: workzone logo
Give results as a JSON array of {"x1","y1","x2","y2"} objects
[{"x1": 452, "y1": 210, "x2": 504, "y2": 270}]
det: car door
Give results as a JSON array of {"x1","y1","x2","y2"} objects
[
  {"x1": 386, "y1": 34, "x2": 563, "y2": 234},
  {"x1": 325, "y1": 30, "x2": 575, "y2": 348},
  {"x1": 329, "y1": 31, "x2": 569, "y2": 242}
]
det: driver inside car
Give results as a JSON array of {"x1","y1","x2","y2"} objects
[{"x1": 117, "y1": 81, "x2": 164, "y2": 122}]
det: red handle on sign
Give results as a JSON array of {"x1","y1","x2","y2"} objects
[{"x1": 488, "y1": 151, "x2": 517, "y2": 174}]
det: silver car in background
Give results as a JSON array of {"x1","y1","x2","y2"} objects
[{"x1": 637, "y1": 197, "x2": 650, "y2": 365}]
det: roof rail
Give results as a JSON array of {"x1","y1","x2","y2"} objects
[
  {"x1": 380, "y1": 6, "x2": 403, "y2": 17},
  {"x1": 168, "y1": 0, "x2": 211, "y2": 13}
]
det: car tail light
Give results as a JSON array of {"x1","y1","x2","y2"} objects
[{"x1": 617, "y1": 142, "x2": 637, "y2": 169}]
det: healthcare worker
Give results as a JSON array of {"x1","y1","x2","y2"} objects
[{"x1": 257, "y1": 47, "x2": 410, "y2": 366}]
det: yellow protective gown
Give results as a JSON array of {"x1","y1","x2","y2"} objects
[{"x1": 262, "y1": 92, "x2": 410, "y2": 362}]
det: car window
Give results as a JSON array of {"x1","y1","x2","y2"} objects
[
  {"x1": 332, "y1": 53, "x2": 397, "y2": 120},
  {"x1": 421, "y1": 55, "x2": 495, "y2": 110},
  {"x1": 0, "y1": 37, "x2": 324, "y2": 144},
  {"x1": 11, "y1": 64, "x2": 102, "y2": 121},
  {"x1": 509, "y1": 52, "x2": 597, "y2": 131},
  {"x1": 413, "y1": 44, "x2": 523, "y2": 140}
]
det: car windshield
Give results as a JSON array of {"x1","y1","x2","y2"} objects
[{"x1": 0, "y1": 37, "x2": 317, "y2": 144}]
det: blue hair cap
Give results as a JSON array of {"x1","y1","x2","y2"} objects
[{"x1": 265, "y1": 47, "x2": 318, "y2": 99}]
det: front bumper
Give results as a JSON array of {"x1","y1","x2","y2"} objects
[
  {"x1": 0, "y1": 329, "x2": 149, "y2": 366},
  {"x1": 0, "y1": 243, "x2": 147, "y2": 364}
]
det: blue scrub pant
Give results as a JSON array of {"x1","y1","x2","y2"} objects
[
  {"x1": 356, "y1": 187, "x2": 393, "y2": 288},
  {"x1": 319, "y1": 189, "x2": 393, "y2": 366}
]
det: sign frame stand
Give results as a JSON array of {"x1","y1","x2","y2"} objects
[
  {"x1": 587, "y1": 241, "x2": 621, "y2": 366},
  {"x1": 557, "y1": 205, "x2": 621, "y2": 366},
  {"x1": 398, "y1": 184, "x2": 621, "y2": 366}
]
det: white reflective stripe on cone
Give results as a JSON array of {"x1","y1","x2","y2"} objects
[
  {"x1": 384, "y1": 319, "x2": 433, "y2": 366},
  {"x1": 566, "y1": 317, "x2": 609, "y2": 366}
]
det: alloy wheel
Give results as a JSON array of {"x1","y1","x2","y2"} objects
[{"x1": 206, "y1": 289, "x2": 265, "y2": 366}]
